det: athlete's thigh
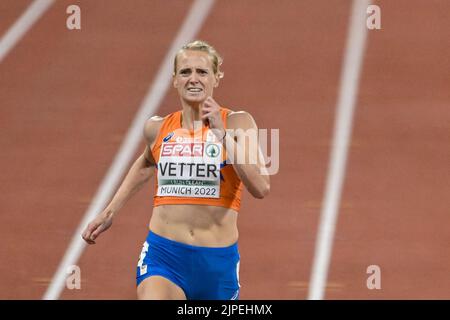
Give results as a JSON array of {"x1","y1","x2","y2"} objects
[{"x1": 137, "y1": 275, "x2": 187, "y2": 300}]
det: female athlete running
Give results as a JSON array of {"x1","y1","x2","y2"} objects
[{"x1": 82, "y1": 40, "x2": 270, "y2": 300}]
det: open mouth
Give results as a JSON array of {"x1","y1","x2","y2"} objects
[{"x1": 187, "y1": 87, "x2": 203, "y2": 93}]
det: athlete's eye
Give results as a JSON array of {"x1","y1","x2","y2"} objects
[{"x1": 179, "y1": 69, "x2": 191, "y2": 76}]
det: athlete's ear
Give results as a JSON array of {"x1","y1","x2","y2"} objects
[
  {"x1": 213, "y1": 75, "x2": 220, "y2": 88},
  {"x1": 214, "y1": 71, "x2": 223, "y2": 88}
]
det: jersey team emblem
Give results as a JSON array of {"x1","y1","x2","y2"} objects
[{"x1": 205, "y1": 144, "x2": 220, "y2": 158}]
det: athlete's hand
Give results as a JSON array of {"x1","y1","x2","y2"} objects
[
  {"x1": 81, "y1": 210, "x2": 113, "y2": 245},
  {"x1": 202, "y1": 97, "x2": 225, "y2": 139}
]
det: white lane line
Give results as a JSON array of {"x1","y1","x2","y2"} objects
[
  {"x1": 308, "y1": 0, "x2": 370, "y2": 300},
  {"x1": 43, "y1": 0, "x2": 216, "y2": 300},
  {"x1": 0, "y1": 0, "x2": 55, "y2": 64}
]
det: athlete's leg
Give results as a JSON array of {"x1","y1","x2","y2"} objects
[{"x1": 137, "y1": 275, "x2": 187, "y2": 300}]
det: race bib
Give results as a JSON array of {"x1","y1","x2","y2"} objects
[{"x1": 157, "y1": 141, "x2": 222, "y2": 198}]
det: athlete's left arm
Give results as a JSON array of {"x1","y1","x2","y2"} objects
[
  {"x1": 202, "y1": 97, "x2": 270, "y2": 199},
  {"x1": 224, "y1": 111, "x2": 270, "y2": 199}
]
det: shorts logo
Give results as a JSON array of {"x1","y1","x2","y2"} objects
[
  {"x1": 205, "y1": 144, "x2": 220, "y2": 158},
  {"x1": 163, "y1": 132, "x2": 174, "y2": 142},
  {"x1": 140, "y1": 265, "x2": 147, "y2": 276},
  {"x1": 230, "y1": 289, "x2": 239, "y2": 300}
]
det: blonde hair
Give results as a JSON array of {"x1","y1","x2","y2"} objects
[{"x1": 173, "y1": 40, "x2": 224, "y2": 78}]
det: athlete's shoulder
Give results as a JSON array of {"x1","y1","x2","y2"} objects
[
  {"x1": 144, "y1": 115, "x2": 165, "y2": 144},
  {"x1": 145, "y1": 115, "x2": 165, "y2": 129},
  {"x1": 226, "y1": 109, "x2": 258, "y2": 130}
]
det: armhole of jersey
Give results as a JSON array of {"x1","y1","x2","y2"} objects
[
  {"x1": 150, "y1": 116, "x2": 168, "y2": 156},
  {"x1": 222, "y1": 109, "x2": 231, "y2": 163},
  {"x1": 223, "y1": 108, "x2": 232, "y2": 129}
]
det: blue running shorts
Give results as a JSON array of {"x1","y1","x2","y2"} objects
[{"x1": 136, "y1": 230, "x2": 241, "y2": 300}]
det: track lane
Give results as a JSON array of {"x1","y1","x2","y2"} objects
[
  {"x1": 327, "y1": 0, "x2": 450, "y2": 299},
  {"x1": 0, "y1": 0, "x2": 192, "y2": 299}
]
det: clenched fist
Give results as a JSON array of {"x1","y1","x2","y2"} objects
[{"x1": 201, "y1": 97, "x2": 226, "y2": 140}]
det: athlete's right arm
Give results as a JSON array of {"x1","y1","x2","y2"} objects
[{"x1": 82, "y1": 117, "x2": 163, "y2": 245}]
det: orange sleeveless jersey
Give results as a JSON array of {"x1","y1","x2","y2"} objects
[{"x1": 151, "y1": 107, "x2": 243, "y2": 211}]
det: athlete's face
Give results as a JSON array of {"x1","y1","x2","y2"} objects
[{"x1": 173, "y1": 50, "x2": 219, "y2": 104}]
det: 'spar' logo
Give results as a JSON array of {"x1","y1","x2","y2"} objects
[{"x1": 161, "y1": 143, "x2": 203, "y2": 157}]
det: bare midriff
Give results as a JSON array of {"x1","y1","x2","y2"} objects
[{"x1": 149, "y1": 204, "x2": 239, "y2": 247}]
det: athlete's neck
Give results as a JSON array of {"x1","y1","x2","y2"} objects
[{"x1": 180, "y1": 101, "x2": 205, "y2": 130}]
